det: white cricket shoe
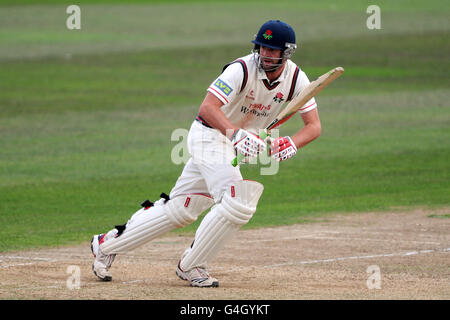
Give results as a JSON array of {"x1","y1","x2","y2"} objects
[
  {"x1": 176, "y1": 261, "x2": 219, "y2": 287},
  {"x1": 91, "y1": 233, "x2": 116, "y2": 281}
]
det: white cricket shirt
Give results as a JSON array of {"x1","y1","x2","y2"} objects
[{"x1": 205, "y1": 53, "x2": 317, "y2": 132}]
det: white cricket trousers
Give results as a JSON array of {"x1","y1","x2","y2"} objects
[{"x1": 170, "y1": 120, "x2": 243, "y2": 202}]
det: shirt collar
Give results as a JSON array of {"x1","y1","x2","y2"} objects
[{"x1": 256, "y1": 61, "x2": 289, "y2": 83}]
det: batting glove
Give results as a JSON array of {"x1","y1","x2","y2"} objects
[
  {"x1": 231, "y1": 129, "x2": 266, "y2": 162},
  {"x1": 270, "y1": 136, "x2": 297, "y2": 162}
]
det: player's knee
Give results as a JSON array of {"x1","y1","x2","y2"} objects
[
  {"x1": 166, "y1": 194, "x2": 215, "y2": 227},
  {"x1": 218, "y1": 180, "x2": 264, "y2": 225}
]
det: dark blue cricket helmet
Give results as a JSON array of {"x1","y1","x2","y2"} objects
[{"x1": 252, "y1": 20, "x2": 297, "y2": 57}]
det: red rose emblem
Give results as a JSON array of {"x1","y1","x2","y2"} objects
[{"x1": 273, "y1": 92, "x2": 285, "y2": 103}]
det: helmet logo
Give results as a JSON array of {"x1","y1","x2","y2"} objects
[{"x1": 263, "y1": 29, "x2": 273, "y2": 40}]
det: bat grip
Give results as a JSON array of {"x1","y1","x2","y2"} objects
[
  {"x1": 231, "y1": 154, "x2": 244, "y2": 167},
  {"x1": 231, "y1": 130, "x2": 270, "y2": 167}
]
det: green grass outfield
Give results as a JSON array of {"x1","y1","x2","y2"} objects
[{"x1": 1, "y1": 1, "x2": 449, "y2": 251}]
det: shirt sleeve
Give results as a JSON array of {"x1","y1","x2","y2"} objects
[
  {"x1": 292, "y1": 70, "x2": 318, "y2": 114},
  {"x1": 207, "y1": 62, "x2": 243, "y2": 105}
]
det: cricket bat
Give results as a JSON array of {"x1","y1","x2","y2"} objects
[{"x1": 231, "y1": 66, "x2": 344, "y2": 167}]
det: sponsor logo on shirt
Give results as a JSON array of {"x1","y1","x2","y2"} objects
[
  {"x1": 240, "y1": 104, "x2": 271, "y2": 118},
  {"x1": 249, "y1": 103, "x2": 271, "y2": 111},
  {"x1": 245, "y1": 90, "x2": 255, "y2": 100},
  {"x1": 214, "y1": 79, "x2": 233, "y2": 96}
]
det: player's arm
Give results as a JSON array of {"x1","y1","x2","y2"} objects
[
  {"x1": 270, "y1": 108, "x2": 321, "y2": 162},
  {"x1": 198, "y1": 92, "x2": 266, "y2": 160},
  {"x1": 270, "y1": 69, "x2": 323, "y2": 162},
  {"x1": 199, "y1": 63, "x2": 266, "y2": 159},
  {"x1": 291, "y1": 108, "x2": 321, "y2": 148},
  {"x1": 198, "y1": 92, "x2": 238, "y2": 139}
]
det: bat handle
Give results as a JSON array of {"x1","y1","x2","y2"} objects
[
  {"x1": 230, "y1": 130, "x2": 270, "y2": 167},
  {"x1": 231, "y1": 154, "x2": 244, "y2": 167},
  {"x1": 259, "y1": 130, "x2": 269, "y2": 140}
]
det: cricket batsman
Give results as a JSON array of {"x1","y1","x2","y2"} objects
[{"x1": 91, "y1": 20, "x2": 321, "y2": 287}]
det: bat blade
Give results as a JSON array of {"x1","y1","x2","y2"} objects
[
  {"x1": 231, "y1": 66, "x2": 344, "y2": 167},
  {"x1": 267, "y1": 66, "x2": 344, "y2": 131}
]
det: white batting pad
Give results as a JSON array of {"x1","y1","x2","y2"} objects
[
  {"x1": 100, "y1": 194, "x2": 214, "y2": 255},
  {"x1": 180, "y1": 180, "x2": 264, "y2": 271}
]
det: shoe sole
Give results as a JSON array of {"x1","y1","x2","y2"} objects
[
  {"x1": 176, "y1": 268, "x2": 219, "y2": 287},
  {"x1": 92, "y1": 264, "x2": 112, "y2": 282},
  {"x1": 193, "y1": 281, "x2": 219, "y2": 288},
  {"x1": 190, "y1": 280, "x2": 219, "y2": 288}
]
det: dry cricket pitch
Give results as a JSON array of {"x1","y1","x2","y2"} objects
[{"x1": 1, "y1": 208, "x2": 449, "y2": 300}]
